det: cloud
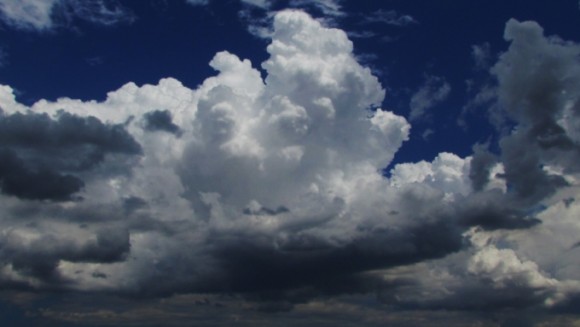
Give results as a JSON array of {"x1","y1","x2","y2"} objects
[
  {"x1": 58, "y1": 0, "x2": 136, "y2": 26},
  {"x1": 362, "y1": 9, "x2": 418, "y2": 26},
  {"x1": 472, "y1": 43, "x2": 492, "y2": 70},
  {"x1": 0, "y1": 0, "x2": 135, "y2": 31},
  {"x1": 376, "y1": 18, "x2": 580, "y2": 315},
  {"x1": 143, "y1": 110, "x2": 181, "y2": 136},
  {"x1": 185, "y1": 0, "x2": 209, "y2": 5},
  {"x1": 0, "y1": 148, "x2": 84, "y2": 201},
  {"x1": 492, "y1": 19, "x2": 580, "y2": 203},
  {"x1": 289, "y1": 0, "x2": 344, "y2": 18},
  {"x1": 0, "y1": 10, "x2": 418, "y2": 297},
  {"x1": 1, "y1": 10, "x2": 580, "y2": 325},
  {"x1": 0, "y1": 111, "x2": 141, "y2": 201},
  {"x1": 468, "y1": 143, "x2": 498, "y2": 191},
  {"x1": 189, "y1": 0, "x2": 345, "y2": 39},
  {"x1": 408, "y1": 75, "x2": 451, "y2": 122},
  {"x1": 0, "y1": 0, "x2": 57, "y2": 30},
  {"x1": 186, "y1": 0, "x2": 271, "y2": 9},
  {"x1": 241, "y1": 0, "x2": 271, "y2": 8},
  {"x1": 0, "y1": 226, "x2": 130, "y2": 284},
  {"x1": 467, "y1": 240, "x2": 559, "y2": 291}
]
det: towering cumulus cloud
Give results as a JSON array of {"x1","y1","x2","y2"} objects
[
  {"x1": 0, "y1": 10, "x2": 413, "y2": 296},
  {"x1": 0, "y1": 10, "x2": 580, "y2": 320}
]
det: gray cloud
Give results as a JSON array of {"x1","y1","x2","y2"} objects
[
  {"x1": 143, "y1": 110, "x2": 181, "y2": 136},
  {"x1": 0, "y1": 111, "x2": 140, "y2": 201},
  {"x1": 468, "y1": 144, "x2": 497, "y2": 191},
  {"x1": 1, "y1": 227, "x2": 130, "y2": 284},
  {"x1": 493, "y1": 19, "x2": 580, "y2": 203},
  {"x1": 0, "y1": 148, "x2": 84, "y2": 201}
]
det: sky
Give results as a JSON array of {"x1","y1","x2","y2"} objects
[{"x1": 0, "y1": 0, "x2": 580, "y2": 326}]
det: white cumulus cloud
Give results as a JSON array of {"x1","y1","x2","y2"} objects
[{"x1": 0, "y1": 10, "x2": 415, "y2": 295}]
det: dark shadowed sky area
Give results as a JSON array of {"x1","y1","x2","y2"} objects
[{"x1": 1, "y1": 0, "x2": 580, "y2": 326}]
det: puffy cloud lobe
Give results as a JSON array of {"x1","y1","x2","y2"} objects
[
  {"x1": 179, "y1": 11, "x2": 409, "y2": 215},
  {"x1": 461, "y1": 227, "x2": 580, "y2": 309},
  {"x1": 468, "y1": 246, "x2": 558, "y2": 301}
]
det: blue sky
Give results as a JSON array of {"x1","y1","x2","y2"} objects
[{"x1": 1, "y1": 0, "x2": 580, "y2": 326}]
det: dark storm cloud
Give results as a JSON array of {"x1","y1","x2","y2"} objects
[
  {"x1": 122, "y1": 196, "x2": 148, "y2": 214},
  {"x1": 143, "y1": 110, "x2": 181, "y2": 135},
  {"x1": 1, "y1": 228, "x2": 130, "y2": 283},
  {"x1": 129, "y1": 218, "x2": 463, "y2": 301},
  {"x1": 492, "y1": 19, "x2": 580, "y2": 203},
  {"x1": 0, "y1": 111, "x2": 141, "y2": 163},
  {"x1": 468, "y1": 144, "x2": 497, "y2": 192},
  {"x1": 393, "y1": 179, "x2": 540, "y2": 232},
  {"x1": 0, "y1": 111, "x2": 141, "y2": 200},
  {"x1": 0, "y1": 148, "x2": 84, "y2": 201},
  {"x1": 551, "y1": 293, "x2": 580, "y2": 314},
  {"x1": 500, "y1": 132, "x2": 570, "y2": 202},
  {"x1": 242, "y1": 205, "x2": 289, "y2": 216},
  {"x1": 457, "y1": 191, "x2": 541, "y2": 230}
]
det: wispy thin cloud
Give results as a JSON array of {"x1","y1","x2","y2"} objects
[
  {"x1": 363, "y1": 9, "x2": 418, "y2": 26},
  {"x1": 289, "y1": 0, "x2": 344, "y2": 18},
  {"x1": 409, "y1": 75, "x2": 451, "y2": 122},
  {"x1": 0, "y1": 0, "x2": 135, "y2": 31}
]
